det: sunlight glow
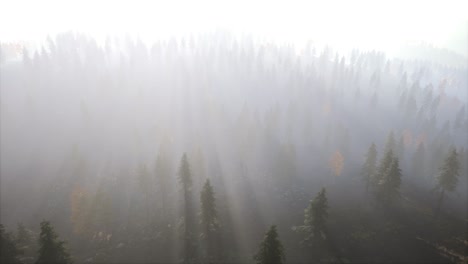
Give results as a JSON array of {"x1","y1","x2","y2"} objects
[{"x1": 1, "y1": 0, "x2": 466, "y2": 54}]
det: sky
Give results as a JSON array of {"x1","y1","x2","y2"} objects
[{"x1": 0, "y1": 0, "x2": 467, "y2": 55}]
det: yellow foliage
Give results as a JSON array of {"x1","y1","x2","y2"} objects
[
  {"x1": 70, "y1": 185, "x2": 89, "y2": 235},
  {"x1": 330, "y1": 151, "x2": 344, "y2": 177}
]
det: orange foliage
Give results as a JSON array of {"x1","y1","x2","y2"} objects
[
  {"x1": 330, "y1": 151, "x2": 344, "y2": 177},
  {"x1": 415, "y1": 133, "x2": 427, "y2": 147},
  {"x1": 402, "y1": 129, "x2": 413, "y2": 146},
  {"x1": 70, "y1": 185, "x2": 89, "y2": 235}
]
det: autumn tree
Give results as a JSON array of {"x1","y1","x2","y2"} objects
[
  {"x1": 362, "y1": 143, "x2": 378, "y2": 193},
  {"x1": 435, "y1": 149, "x2": 460, "y2": 213},
  {"x1": 200, "y1": 179, "x2": 220, "y2": 262},
  {"x1": 254, "y1": 225, "x2": 285, "y2": 264},
  {"x1": 0, "y1": 224, "x2": 22, "y2": 264},
  {"x1": 329, "y1": 151, "x2": 344, "y2": 184},
  {"x1": 178, "y1": 153, "x2": 198, "y2": 263},
  {"x1": 36, "y1": 221, "x2": 71, "y2": 264}
]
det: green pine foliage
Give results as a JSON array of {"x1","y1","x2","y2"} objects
[
  {"x1": 377, "y1": 157, "x2": 402, "y2": 204},
  {"x1": 178, "y1": 153, "x2": 198, "y2": 263},
  {"x1": 296, "y1": 188, "x2": 329, "y2": 245},
  {"x1": 36, "y1": 221, "x2": 71, "y2": 264},
  {"x1": 254, "y1": 225, "x2": 285, "y2": 264},
  {"x1": 200, "y1": 179, "x2": 219, "y2": 261},
  {"x1": 0, "y1": 224, "x2": 23, "y2": 264},
  {"x1": 362, "y1": 143, "x2": 378, "y2": 193},
  {"x1": 435, "y1": 149, "x2": 460, "y2": 212}
]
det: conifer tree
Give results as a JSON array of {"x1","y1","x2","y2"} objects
[
  {"x1": 254, "y1": 225, "x2": 285, "y2": 264},
  {"x1": 377, "y1": 158, "x2": 402, "y2": 204},
  {"x1": 397, "y1": 134, "x2": 405, "y2": 159},
  {"x1": 296, "y1": 188, "x2": 328, "y2": 245},
  {"x1": 375, "y1": 148, "x2": 394, "y2": 188},
  {"x1": 0, "y1": 224, "x2": 22, "y2": 264},
  {"x1": 200, "y1": 179, "x2": 219, "y2": 262},
  {"x1": 36, "y1": 221, "x2": 71, "y2": 264},
  {"x1": 16, "y1": 222, "x2": 30, "y2": 246},
  {"x1": 411, "y1": 143, "x2": 426, "y2": 179},
  {"x1": 178, "y1": 153, "x2": 197, "y2": 263},
  {"x1": 362, "y1": 143, "x2": 378, "y2": 193},
  {"x1": 435, "y1": 149, "x2": 460, "y2": 212},
  {"x1": 383, "y1": 131, "x2": 396, "y2": 155}
]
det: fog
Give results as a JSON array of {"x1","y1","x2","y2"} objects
[{"x1": 1, "y1": 1, "x2": 467, "y2": 263}]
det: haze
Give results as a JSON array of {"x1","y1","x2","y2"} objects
[{"x1": 0, "y1": 1, "x2": 467, "y2": 263}]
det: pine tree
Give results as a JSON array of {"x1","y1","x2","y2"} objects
[
  {"x1": 411, "y1": 143, "x2": 426, "y2": 179},
  {"x1": 397, "y1": 134, "x2": 405, "y2": 159},
  {"x1": 296, "y1": 188, "x2": 328, "y2": 245},
  {"x1": 138, "y1": 163, "x2": 152, "y2": 228},
  {"x1": 254, "y1": 225, "x2": 285, "y2": 264},
  {"x1": 435, "y1": 149, "x2": 460, "y2": 213},
  {"x1": 375, "y1": 148, "x2": 394, "y2": 188},
  {"x1": 200, "y1": 179, "x2": 219, "y2": 262},
  {"x1": 36, "y1": 221, "x2": 71, "y2": 264},
  {"x1": 383, "y1": 131, "x2": 396, "y2": 155},
  {"x1": 362, "y1": 143, "x2": 378, "y2": 193},
  {"x1": 0, "y1": 224, "x2": 22, "y2": 264},
  {"x1": 16, "y1": 222, "x2": 30, "y2": 246},
  {"x1": 178, "y1": 153, "x2": 197, "y2": 263},
  {"x1": 377, "y1": 158, "x2": 402, "y2": 205}
]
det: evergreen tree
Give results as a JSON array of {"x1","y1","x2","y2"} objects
[
  {"x1": 296, "y1": 188, "x2": 328, "y2": 245},
  {"x1": 397, "y1": 134, "x2": 405, "y2": 159},
  {"x1": 411, "y1": 143, "x2": 426, "y2": 179},
  {"x1": 178, "y1": 153, "x2": 198, "y2": 263},
  {"x1": 435, "y1": 149, "x2": 460, "y2": 212},
  {"x1": 377, "y1": 158, "x2": 402, "y2": 204},
  {"x1": 254, "y1": 225, "x2": 285, "y2": 264},
  {"x1": 137, "y1": 163, "x2": 152, "y2": 228},
  {"x1": 16, "y1": 222, "x2": 30, "y2": 247},
  {"x1": 36, "y1": 221, "x2": 71, "y2": 264},
  {"x1": 362, "y1": 143, "x2": 378, "y2": 193},
  {"x1": 383, "y1": 131, "x2": 396, "y2": 155},
  {"x1": 0, "y1": 224, "x2": 22, "y2": 264},
  {"x1": 375, "y1": 148, "x2": 394, "y2": 188},
  {"x1": 154, "y1": 140, "x2": 174, "y2": 220},
  {"x1": 200, "y1": 179, "x2": 219, "y2": 262}
]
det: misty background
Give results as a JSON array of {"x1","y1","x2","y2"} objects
[{"x1": 0, "y1": 1, "x2": 467, "y2": 263}]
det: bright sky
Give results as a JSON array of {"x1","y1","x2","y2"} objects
[{"x1": 0, "y1": 0, "x2": 467, "y2": 54}]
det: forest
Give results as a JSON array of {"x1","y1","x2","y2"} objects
[{"x1": 0, "y1": 31, "x2": 467, "y2": 263}]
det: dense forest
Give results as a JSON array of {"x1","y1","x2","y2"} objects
[{"x1": 0, "y1": 32, "x2": 467, "y2": 263}]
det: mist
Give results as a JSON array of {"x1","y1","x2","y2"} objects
[{"x1": 1, "y1": 1, "x2": 467, "y2": 263}]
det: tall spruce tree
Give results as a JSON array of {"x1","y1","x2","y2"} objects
[
  {"x1": 383, "y1": 131, "x2": 396, "y2": 155},
  {"x1": 16, "y1": 222, "x2": 30, "y2": 247},
  {"x1": 200, "y1": 179, "x2": 219, "y2": 262},
  {"x1": 435, "y1": 149, "x2": 460, "y2": 212},
  {"x1": 254, "y1": 225, "x2": 285, "y2": 264},
  {"x1": 362, "y1": 143, "x2": 378, "y2": 193},
  {"x1": 296, "y1": 188, "x2": 328, "y2": 245},
  {"x1": 375, "y1": 148, "x2": 394, "y2": 188},
  {"x1": 377, "y1": 157, "x2": 402, "y2": 205},
  {"x1": 36, "y1": 221, "x2": 71, "y2": 264},
  {"x1": 0, "y1": 224, "x2": 22, "y2": 264},
  {"x1": 411, "y1": 143, "x2": 426, "y2": 179},
  {"x1": 178, "y1": 153, "x2": 198, "y2": 263}
]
